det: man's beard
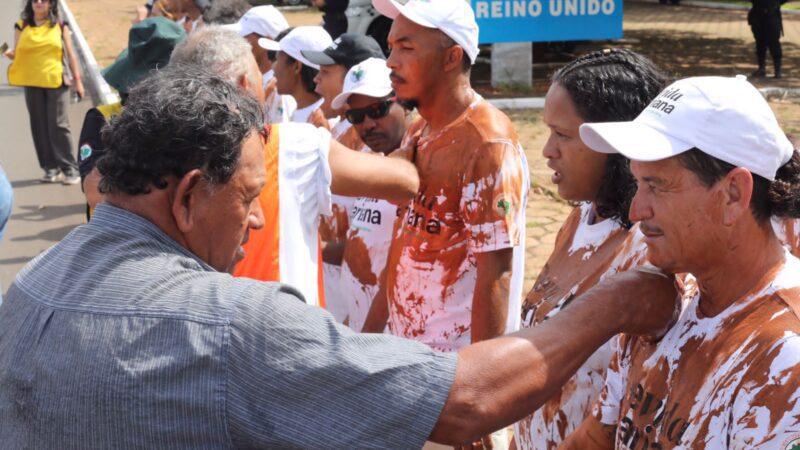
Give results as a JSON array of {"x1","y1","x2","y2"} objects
[{"x1": 397, "y1": 98, "x2": 419, "y2": 111}]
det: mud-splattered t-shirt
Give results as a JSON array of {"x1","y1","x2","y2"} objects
[
  {"x1": 339, "y1": 189, "x2": 399, "y2": 331},
  {"x1": 594, "y1": 252, "x2": 800, "y2": 449},
  {"x1": 385, "y1": 95, "x2": 529, "y2": 351},
  {"x1": 514, "y1": 203, "x2": 649, "y2": 450},
  {"x1": 321, "y1": 121, "x2": 364, "y2": 323},
  {"x1": 774, "y1": 218, "x2": 800, "y2": 258}
]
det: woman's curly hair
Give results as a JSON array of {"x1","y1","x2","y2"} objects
[
  {"x1": 552, "y1": 48, "x2": 668, "y2": 228},
  {"x1": 97, "y1": 64, "x2": 264, "y2": 196}
]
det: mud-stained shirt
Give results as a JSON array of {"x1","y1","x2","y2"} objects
[
  {"x1": 514, "y1": 203, "x2": 649, "y2": 450},
  {"x1": 385, "y1": 96, "x2": 529, "y2": 351},
  {"x1": 339, "y1": 180, "x2": 399, "y2": 331},
  {"x1": 321, "y1": 121, "x2": 364, "y2": 323},
  {"x1": 594, "y1": 252, "x2": 800, "y2": 449},
  {"x1": 773, "y1": 217, "x2": 800, "y2": 258}
]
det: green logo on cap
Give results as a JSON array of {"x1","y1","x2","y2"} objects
[
  {"x1": 79, "y1": 144, "x2": 92, "y2": 161},
  {"x1": 352, "y1": 67, "x2": 365, "y2": 82}
]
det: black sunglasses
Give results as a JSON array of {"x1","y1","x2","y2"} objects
[{"x1": 345, "y1": 99, "x2": 394, "y2": 125}]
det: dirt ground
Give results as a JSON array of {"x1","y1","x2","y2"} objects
[{"x1": 67, "y1": 1, "x2": 800, "y2": 292}]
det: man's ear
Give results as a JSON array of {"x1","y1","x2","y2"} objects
[
  {"x1": 172, "y1": 169, "x2": 206, "y2": 233},
  {"x1": 721, "y1": 167, "x2": 754, "y2": 226},
  {"x1": 291, "y1": 59, "x2": 302, "y2": 76},
  {"x1": 442, "y1": 46, "x2": 465, "y2": 73}
]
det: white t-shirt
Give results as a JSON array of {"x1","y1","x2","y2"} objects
[
  {"x1": 263, "y1": 71, "x2": 296, "y2": 125},
  {"x1": 291, "y1": 98, "x2": 325, "y2": 124},
  {"x1": 594, "y1": 252, "x2": 800, "y2": 449}
]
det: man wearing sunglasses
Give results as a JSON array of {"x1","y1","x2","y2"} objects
[
  {"x1": 300, "y1": 34, "x2": 387, "y2": 324},
  {"x1": 327, "y1": 57, "x2": 414, "y2": 330},
  {"x1": 228, "y1": 6, "x2": 296, "y2": 125}
]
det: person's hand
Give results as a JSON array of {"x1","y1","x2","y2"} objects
[
  {"x1": 132, "y1": 5, "x2": 148, "y2": 24},
  {"x1": 312, "y1": 0, "x2": 326, "y2": 7},
  {"x1": 74, "y1": 79, "x2": 85, "y2": 100},
  {"x1": 598, "y1": 266, "x2": 680, "y2": 340},
  {"x1": 455, "y1": 434, "x2": 494, "y2": 450},
  {"x1": 3, "y1": 49, "x2": 15, "y2": 60},
  {"x1": 388, "y1": 130, "x2": 421, "y2": 163}
]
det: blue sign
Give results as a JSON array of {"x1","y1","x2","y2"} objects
[{"x1": 471, "y1": 0, "x2": 623, "y2": 44}]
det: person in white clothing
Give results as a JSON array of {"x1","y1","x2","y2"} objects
[
  {"x1": 227, "y1": 5, "x2": 296, "y2": 124},
  {"x1": 300, "y1": 34, "x2": 387, "y2": 323},
  {"x1": 260, "y1": 26, "x2": 331, "y2": 127},
  {"x1": 330, "y1": 57, "x2": 414, "y2": 330}
]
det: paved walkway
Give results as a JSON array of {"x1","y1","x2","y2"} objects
[{"x1": 618, "y1": 2, "x2": 800, "y2": 87}]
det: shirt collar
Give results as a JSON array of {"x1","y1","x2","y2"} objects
[{"x1": 89, "y1": 203, "x2": 216, "y2": 272}]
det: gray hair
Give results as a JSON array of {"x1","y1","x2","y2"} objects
[
  {"x1": 98, "y1": 64, "x2": 264, "y2": 196},
  {"x1": 170, "y1": 25, "x2": 256, "y2": 86}
]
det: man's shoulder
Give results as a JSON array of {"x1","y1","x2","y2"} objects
[{"x1": 464, "y1": 99, "x2": 519, "y2": 145}]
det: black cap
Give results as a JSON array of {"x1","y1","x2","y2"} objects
[{"x1": 301, "y1": 33, "x2": 385, "y2": 70}]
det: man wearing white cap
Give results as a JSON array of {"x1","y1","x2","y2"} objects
[
  {"x1": 260, "y1": 26, "x2": 332, "y2": 128},
  {"x1": 328, "y1": 57, "x2": 414, "y2": 330},
  {"x1": 230, "y1": 6, "x2": 296, "y2": 124},
  {"x1": 562, "y1": 76, "x2": 800, "y2": 448},
  {"x1": 366, "y1": 0, "x2": 528, "y2": 359}
]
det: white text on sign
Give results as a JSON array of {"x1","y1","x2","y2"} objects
[{"x1": 474, "y1": 0, "x2": 616, "y2": 19}]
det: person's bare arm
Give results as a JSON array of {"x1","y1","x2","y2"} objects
[
  {"x1": 471, "y1": 249, "x2": 513, "y2": 343},
  {"x1": 328, "y1": 139, "x2": 419, "y2": 203},
  {"x1": 428, "y1": 269, "x2": 678, "y2": 446},
  {"x1": 558, "y1": 415, "x2": 616, "y2": 449},
  {"x1": 62, "y1": 25, "x2": 85, "y2": 99},
  {"x1": 3, "y1": 28, "x2": 21, "y2": 59}
]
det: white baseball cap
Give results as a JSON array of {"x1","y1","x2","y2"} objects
[
  {"x1": 332, "y1": 58, "x2": 393, "y2": 110},
  {"x1": 373, "y1": 0, "x2": 480, "y2": 64},
  {"x1": 258, "y1": 26, "x2": 332, "y2": 70},
  {"x1": 236, "y1": 5, "x2": 289, "y2": 39},
  {"x1": 580, "y1": 76, "x2": 794, "y2": 181}
]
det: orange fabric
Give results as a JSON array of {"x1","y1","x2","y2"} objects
[{"x1": 234, "y1": 125, "x2": 281, "y2": 281}]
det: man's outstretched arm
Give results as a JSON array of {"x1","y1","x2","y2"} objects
[
  {"x1": 429, "y1": 269, "x2": 678, "y2": 446},
  {"x1": 328, "y1": 140, "x2": 419, "y2": 203}
]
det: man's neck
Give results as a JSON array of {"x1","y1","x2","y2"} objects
[
  {"x1": 417, "y1": 75, "x2": 475, "y2": 133},
  {"x1": 292, "y1": 88, "x2": 321, "y2": 110},
  {"x1": 105, "y1": 193, "x2": 188, "y2": 250},
  {"x1": 695, "y1": 223, "x2": 785, "y2": 317}
]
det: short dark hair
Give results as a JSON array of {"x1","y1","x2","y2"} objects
[
  {"x1": 98, "y1": 64, "x2": 264, "y2": 196},
  {"x1": 552, "y1": 48, "x2": 668, "y2": 228},
  {"x1": 22, "y1": 0, "x2": 59, "y2": 27},
  {"x1": 440, "y1": 34, "x2": 472, "y2": 73},
  {"x1": 284, "y1": 53, "x2": 320, "y2": 94},
  {"x1": 678, "y1": 148, "x2": 800, "y2": 223}
]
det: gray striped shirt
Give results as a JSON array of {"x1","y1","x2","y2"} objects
[{"x1": 0, "y1": 203, "x2": 457, "y2": 449}]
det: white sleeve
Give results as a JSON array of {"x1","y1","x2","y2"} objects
[{"x1": 279, "y1": 123, "x2": 333, "y2": 218}]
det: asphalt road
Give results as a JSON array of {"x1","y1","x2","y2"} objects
[{"x1": 0, "y1": 1, "x2": 90, "y2": 293}]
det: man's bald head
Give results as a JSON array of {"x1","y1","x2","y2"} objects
[{"x1": 170, "y1": 25, "x2": 264, "y2": 102}]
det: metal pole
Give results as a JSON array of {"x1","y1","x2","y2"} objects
[{"x1": 59, "y1": 0, "x2": 120, "y2": 106}]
